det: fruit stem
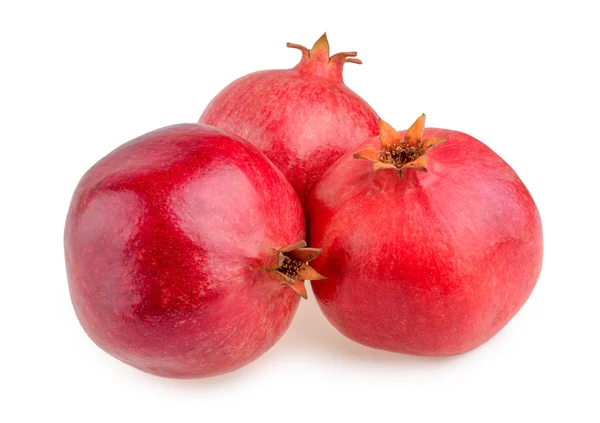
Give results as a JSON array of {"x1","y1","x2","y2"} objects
[
  {"x1": 286, "y1": 42, "x2": 309, "y2": 59},
  {"x1": 287, "y1": 33, "x2": 361, "y2": 82},
  {"x1": 266, "y1": 241, "x2": 325, "y2": 299},
  {"x1": 354, "y1": 115, "x2": 446, "y2": 177}
]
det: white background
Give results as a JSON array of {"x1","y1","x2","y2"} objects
[{"x1": 1, "y1": 1, "x2": 599, "y2": 422}]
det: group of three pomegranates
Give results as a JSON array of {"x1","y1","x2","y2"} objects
[{"x1": 65, "y1": 34, "x2": 542, "y2": 378}]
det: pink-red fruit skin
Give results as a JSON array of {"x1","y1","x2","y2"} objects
[
  {"x1": 65, "y1": 124, "x2": 306, "y2": 378},
  {"x1": 306, "y1": 125, "x2": 543, "y2": 356},
  {"x1": 199, "y1": 34, "x2": 379, "y2": 204}
]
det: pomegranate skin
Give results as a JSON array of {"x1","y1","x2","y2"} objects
[
  {"x1": 306, "y1": 128, "x2": 543, "y2": 356},
  {"x1": 65, "y1": 124, "x2": 306, "y2": 378},
  {"x1": 199, "y1": 34, "x2": 379, "y2": 204}
]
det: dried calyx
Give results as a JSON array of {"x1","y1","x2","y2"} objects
[
  {"x1": 287, "y1": 33, "x2": 361, "y2": 81},
  {"x1": 266, "y1": 241, "x2": 325, "y2": 299},
  {"x1": 354, "y1": 114, "x2": 446, "y2": 177}
]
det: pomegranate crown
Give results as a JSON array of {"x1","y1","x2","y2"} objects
[
  {"x1": 354, "y1": 114, "x2": 446, "y2": 177},
  {"x1": 287, "y1": 33, "x2": 361, "y2": 82},
  {"x1": 265, "y1": 240, "x2": 325, "y2": 299}
]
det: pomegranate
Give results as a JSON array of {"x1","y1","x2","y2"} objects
[
  {"x1": 199, "y1": 33, "x2": 379, "y2": 204},
  {"x1": 64, "y1": 124, "x2": 324, "y2": 378},
  {"x1": 306, "y1": 115, "x2": 543, "y2": 356}
]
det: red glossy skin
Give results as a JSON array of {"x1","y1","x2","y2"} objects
[
  {"x1": 199, "y1": 42, "x2": 379, "y2": 204},
  {"x1": 306, "y1": 129, "x2": 543, "y2": 356},
  {"x1": 65, "y1": 124, "x2": 305, "y2": 378}
]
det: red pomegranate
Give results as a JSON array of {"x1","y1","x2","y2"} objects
[
  {"x1": 199, "y1": 33, "x2": 379, "y2": 204},
  {"x1": 64, "y1": 124, "x2": 324, "y2": 378},
  {"x1": 306, "y1": 115, "x2": 543, "y2": 356}
]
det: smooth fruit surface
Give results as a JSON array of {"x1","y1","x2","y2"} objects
[
  {"x1": 199, "y1": 34, "x2": 379, "y2": 203},
  {"x1": 306, "y1": 116, "x2": 543, "y2": 356},
  {"x1": 65, "y1": 124, "x2": 310, "y2": 378}
]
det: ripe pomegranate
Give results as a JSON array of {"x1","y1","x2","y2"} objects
[
  {"x1": 199, "y1": 33, "x2": 379, "y2": 204},
  {"x1": 306, "y1": 115, "x2": 543, "y2": 356},
  {"x1": 64, "y1": 124, "x2": 324, "y2": 378}
]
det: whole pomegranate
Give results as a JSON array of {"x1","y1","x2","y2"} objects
[
  {"x1": 306, "y1": 115, "x2": 543, "y2": 356},
  {"x1": 64, "y1": 124, "x2": 324, "y2": 378},
  {"x1": 199, "y1": 33, "x2": 379, "y2": 204}
]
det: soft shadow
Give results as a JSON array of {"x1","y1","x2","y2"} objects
[
  {"x1": 132, "y1": 363, "x2": 268, "y2": 391},
  {"x1": 117, "y1": 285, "x2": 475, "y2": 387},
  {"x1": 117, "y1": 349, "x2": 271, "y2": 391},
  {"x1": 277, "y1": 284, "x2": 468, "y2": 366}
]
